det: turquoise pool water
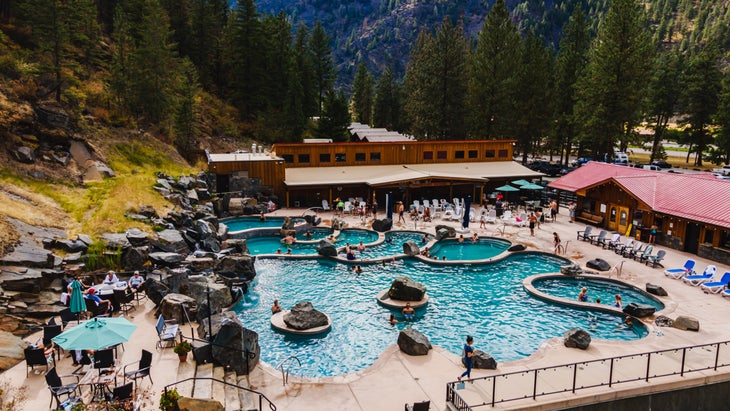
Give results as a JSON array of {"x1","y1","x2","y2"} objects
[
  {"x1": 333, "y1": 228, "x2": 380, "y2": 246},
  {"x1": 428, "y1": 238, "x2": 511, "y2": 260},
  {"x1": 237, "y1": 253, "x2": 647, "y2": 378},
  {"x1": 531, "y1": 277, "x2": 665, "y2": 310},
  {"x1": 343, "y1": 231, "x2": 431, "y2": 260},
  {"x1": 300, "y1": 227, "x2": 333, "y2": 241},
  {"x1": 223, "y1": 217, "x2": 305, "y2": 232},
  {"x1": 245, "y1": 237, "x2": 319, "y2": 255}
]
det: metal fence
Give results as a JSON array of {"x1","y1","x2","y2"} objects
[{"x1": 446, "y1": 340, "x2": 730, "y2": 410}]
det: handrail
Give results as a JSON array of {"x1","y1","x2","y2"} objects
[
  {"x1": 276, "y1": 355, "x2": 301, "y2": 386},
  {"x1": 179, "y1": 332, "x2": 256, "y2": 371},
  {"x1": 446, "y1": 340, "x2": 730, "y2": 410},
  {"x1": 179, "y1": 303, "x2": 195, "y2": 341},
  {"x1": 164, "y1": 377, "x2": 276, "y2": 411}
]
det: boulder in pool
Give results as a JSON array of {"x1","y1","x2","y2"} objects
[
  {"x1": 388, "y1": 277, "x2": 426, "y2": 301},
  {"x1": 283, "y1": 301, "x2": 329, "y2": 330},
  {"x1": 622, "y1": 302, "x2": 655, "y2": 318},
  {"x1": 317, "y1": 240, "x2": 337, "y2": 257},
  {"x1": 560, "y1": 264, "x2": 583, "y2": 276},
  {"x1": 646, "y1": 283, "x2": 668, "y2": 297},
  {"x1": 563, "y1": 328, "x2": 591, "y2": 350},
  {"x1": 586, "y1": 259, "x2": 611, "y2": 271},
  {"x1": 331, "y1": 218, "x2": 346, "y2": 231},
  {"x1": 434, "y1": 225, "x2": 455, "y2": 241},
  {"x1": 281, "y1": 216, "x2": 295, "y2": 230},
  {"x1": 372, "y1": 218, "x2": 392, "y2": 232},
  {"x1": 507, "y1": 244, "x2": 526, "y2": 252},
  {"x1": 470, "y1": 350, "x2": 498, "y2": 370},
  {"x1": 397, "y1": 327, "x2": 431, "y2": 356},
  {"x1": 302, "y1": 210, "x2": 320, "y2": 226},
  {"x1": 672, "y1": 315, "x2": 699, "y2": 332},
  {"x1": 403, "y1": 241, "x2": 420, "y2": 257}
]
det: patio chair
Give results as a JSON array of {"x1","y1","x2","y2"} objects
[
  {"x1": 514, "y1": 212, "x2": 527, "y2": 227},
  {"x1": 664, "y1": 259, "x2": 696, "y2": 279},
  {"x1": 155, "y1": 315, "x2": 179, "y2": 349},
  {"x1": 622, "y1": 242, "x2": 644, "y2": 258},
  {"x1": 42, "y1": 324, "x2": 63, "y2": 361},
  {"x1": 485, "y1": 209, "x2": 497, "y2": 224},
  {"x1": 576, "y1": 226, "x2": 592, "y2": 241},
  {"x1": 588, "y1": 230, "x2": 607, "y2": 246},
  {"x1": 682, "y1": 265, "x2": 717, "y2": 286},
  {"x1": 405, "y1": 400, "x2": 430, "y2": 411},
  {"x1": 25, "y1": 347, "x2": 54, "y2": 376},
  {"x1": 645, "y1": 250, "x2": 666, "y2": 268},
  {"x1": 604, "y1": 233, "x2": 621, "y2": 250},
  {"x1": 634, "y1": 245, "x2": 654, "y2": 262},
  {"x1": 501, "y1": 210, "x2": 513, "y2": 221},
  {"x1": 321, "y1": 199, "x2": 330, "y2": 211},
  {"x1": 113, "y1": 288, "x2": 135, "y2": 315},
  {"x1": 109, "y1": 381, "x2": 134, "y2": 406},
  {"x1": 94, "y1": 348, "x2": 115, "y2": 374},
  {"x1": 123, "y1": 349, "x2": 153, "y2": 386},
  {"x1": 614, "y1": 238, "x2": 634, "y2": 255},
  {"x1": 700, "y1": 272, "x2": 730, "y2": 294},
  {"x1": 45, "y1": 367, "x2": 81, "y2": 409},
  {"x1": 84, "y1": 298, "x2": 111, "y2": 318},
  {"x1": 59, "y1": 307, "x2": 81, "y2": 328}
]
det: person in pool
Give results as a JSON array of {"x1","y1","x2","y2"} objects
[
  {"x1": 577, "y1": 287, "x2": 588, "y2": 302},
  {"x1": 471, "y1": 233, "x2": 479, "y2": 242},
  {"x1": 402, "y1": 302, "x2": 415, "y2": 321},
  {"x1": 614, "y1": 294, "x2": 622, "y2": 308},
  {"x1": 389, "y1": 313, "x2": 398, "y2": 325},
  {"x1": 271, "y1": 299, "x2": 282, "y2": 314}
]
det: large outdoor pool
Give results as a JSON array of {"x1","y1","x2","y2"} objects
[{"x1": 236, "y1": 252, "x2": 649, "y2": 378}]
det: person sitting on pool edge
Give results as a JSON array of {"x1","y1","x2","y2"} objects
[
  {"x1": 402, "y1": 302, "x2": 415, "y2": 321},
  {"x1": 346, "y1": 249, "x2": 357, "y2": 260},
  {"x1": 271, "y1": 299, "x2": 282, "y2": 314},
  {"x1": 577, "y1": 287, "x2": 588, "y2": 302}
]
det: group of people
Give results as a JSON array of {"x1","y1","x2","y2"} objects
[
  {"x1": 66, "y1": 270, "x2": 144, "y2": 315},
  {"x1": 333, "y1": 197, "x2": 378, "y2": 220},
  {"x1": 577, "y1": 287, "x2": 623, "y2": 309}
]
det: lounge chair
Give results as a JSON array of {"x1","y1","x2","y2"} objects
[
  {"x1": 700, "y1": 272, "x2": 730, "y2": 294},
  {"x1": 645, "y1": 250, "x2": 666, "y2": 268},
  {"x1": 682, "y1": 265, "x2": 717, "y2": 286},
  {"x1": 664, "y1": 259, "x2": 697, "y2": 279},
  {"x1": 614, "y1": 238, "x2": 633, "y2": 255},
  {"x1": 588, "y1": 230, "x2": 607, "y2": 246},
  {"x1": 514, "y1": 212, "x2": 527, "y2": 227},
  {"x1": 722, "y1": 289, "x2": 730, "y2": 298},
  {"x1": 501, "y1": 210, "x2": 512, "y2": 221},
  {"x1": 321, "y1": 199, "x2": 330, "y2": 211},
  {"x1": 605, "y1": 233, "x2": 621, "y2": 250},
  {"x1": 577, "y1": 226, "x2": 592, "y2": 241},
  {"x1": 485, "y1": 209, "x2": 497, "y2": 224},
  {"x1": 634, "y1": 245, "x2": 653, "y2": 262}
]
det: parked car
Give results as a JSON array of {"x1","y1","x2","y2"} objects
[
  {"x1": 528, "y1": 161, "x2": 563, "y2": 176},
  {"x1": 712, "y1": 165, "x2": 730, "y2": 176},
  {"x1": 559, "y1": 166, "x2": 576, "y2": 175},
  {"x1": 571, "y1": 157, "x2": 592, "y2": 167},
  {"x1": 651, "y1": 160, "x2": 672, "y2": 169},
  {"x1": 614, "y1": 152, "x2": 629, "y2": 164},
  {"x1": 642, "y1": 165, "x2": 661, "y2": 171}
]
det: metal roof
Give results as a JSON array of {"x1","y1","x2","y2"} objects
[
  {"x1": 549, "y1": 162, "x2": 730, "y2": 228},
  {"x1": 206, "y1": 151, "x2": 281, "y2": 163}
]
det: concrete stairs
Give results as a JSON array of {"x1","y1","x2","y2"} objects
[{"x1": 175, "y1": 360, "x2": 259, "y2": 411}]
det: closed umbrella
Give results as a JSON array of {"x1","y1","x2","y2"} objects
[
  {"x1": 69, "y1": 278, "x2": 85, "y2": 321},
  {"x1": 52, "y1": 317, "x2": 137, "y2": 351},
  {"x1": 461, "y1": 195, "x2": 472, "y2": 229}
]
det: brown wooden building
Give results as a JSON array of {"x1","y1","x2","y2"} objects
[
  {"x1": 207, "y1": 139, "x2": 543, "y2": 210},
  {"x1": 549, "y1": 162, "x2": 730, "y2": 264}
]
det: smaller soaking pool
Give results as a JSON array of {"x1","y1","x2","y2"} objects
[
  {"x1": 428, "y1": 237, "x2": 511, "y2": 260},
  {"x1": 529, "y1": 276, "x2": 665, "y2": 311},
  {"x1": 245, "y1": 237, "x2": 320, "y2": 255}
]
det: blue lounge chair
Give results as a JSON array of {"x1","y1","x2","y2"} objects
[
  {"x1": 722, "y1": 289, "x2": 730, "y2": 299},
  {"x1": 682, "y1": 265, "x2": 717, "y2": 286},
  {"x1": 645, "y1": 250, "x2": 666, "y2": 268},
  {"x1": 664, "y1": 259, "x2": 696, "y2": 279},
  {"x1": 700, "y1": 272, "x2": 730, "y2": 294}
]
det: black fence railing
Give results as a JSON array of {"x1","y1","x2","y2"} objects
[
  {"x1": 446, "y1": 340, "x2": 730, "y2": 410},
  {"x1": 163, "y1": 377, "x2": 276, "y2": 411}
]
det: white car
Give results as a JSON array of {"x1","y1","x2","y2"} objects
[{"x1": 614, "y1": 152, "x2": 629, "y2": 164}]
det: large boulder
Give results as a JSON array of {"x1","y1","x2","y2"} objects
[
  {"x1": 144, "y1": 278, "x2": 170, "y2": 306},
  {"x1": 220, "y1": 239, "x2": 249, "y2": 254},
  {"x1": 177, "y1": 398, "x2": 224, "y2": 411},
  {"x1": 507, "y1": 244, "x2": 526, "y2": 252},
  {"x1": 434, "y1": 225, "x2": 455, "y2": 241},
  {"x1": 12, "y1": 146, "x2": 35, "y2": 163},
  {"x1": 281, "y1": 217, "x2": 295, "y2": 231},
  {"x1": 149, "y1": 252, "x2": 186, "y2": 267},
  {"x1": 208, "y1": 313, "x2": 260, "y2": 375},
  {"x1": 183, "y1": 276, "x2": 232, "y2": 314},
  {"x1": 654, "y1": 315, "x2": 673, "y2": 327},
  {"x1": 216, "y1": 255, "x2": 256, "y2": 282},
  {"x1": 560, "y1": 264, "x2": 583, "y2": 276},
  {"x1": 317, "y1": 240, "x2": 338, "y2": 257},
  {"x1": 371, "y1": 218, "x2": 392, "y2": 232},
  {"x1": 470, "y1": 350, "x2": 498, "y2": 370},
  {"x1": 0, "y1": 267, "x2": 44, "y2": 292},
  {"x1": 51, "y1": 239, "x2": 88, "y2": 253},
  {"x1": 403, "y1": 241, "x2": 420, "y2": 257},
  {"x1": 586, "y1": 259, "x2": 611, "y2": 271},
  {"x1": 672, "y1": 315, "x2": 699, "y2": 332},
  {"x1": 283, "y1": 301, "x2": 328, "y2": 330},
  {"x1": 623, "y1": 303, "x2": 656, "y2": 318},
  {"x1": 125, "y1": 228, "x2": 149, "y2": 247},
  {"x1": 158, "y1": 293, "x2": 198, "y2": 324},
  {"x1": 0, "y1": 331, "x2": 27, "y2": 371},
  {"x1": 388, "y1": 277, "x2": 426, "y2": 301},
  {"x1": 0, "y1": 244, "x2": 54, "y2": 269},
  {"x1": 563, "y1": 328, "x2": 591, "y2": 350},
  {"x1": 122, "y1": 246, "x2": 149, "y2": 271},
  {"x1": 101, "y1": 233, "x2": 131, "y2": 249},
  {"x1": 302, "y1": 210, "x2": 319, "y2": 225},
  {"x1": 153, "y1": 229, "x2": 191, "y2": 254},
  {"x1": 645, "y1": 283, "x2": 668, "y2": 297},
  {"x1": 397, "y1": 327, "x2": 431, "y2": 356},
  {"x1": 195, "y1": 220, "x2": 216, "y2": 240}
]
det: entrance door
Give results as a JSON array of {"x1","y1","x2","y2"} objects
[
  {"x1": 617, "y1": 206, "x2": 630, "y2": 235},
  {"x1": 608, "y1": 206, "x2": 618, "y2": 231},
  {"x1": 685, "y1": 222, "x2": 701, "y2": 254}
]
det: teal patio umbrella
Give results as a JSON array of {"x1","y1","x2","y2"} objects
[
  {"x1": 520, "y1": 182, "x2": 545, "y2": 190},
  {"x1": 68, "y1": 278, "x2": 85, "y2": 321},
  {"x1": 495, "y1": 184, "x2": 519, "y2": 192},
  {"x1": 511, "y1": 179, "x2": 531, "y2": 187},
  {"x1": 52, "y1": 317, "x2": 137, "y2": 351}
]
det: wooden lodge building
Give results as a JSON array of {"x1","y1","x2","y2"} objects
[
  {"x1": 206, "y1": 139, "x2": 543, "y2": 211},
  {"x1": 549, "y1": 162, "x2": 730, "y2": 265}
]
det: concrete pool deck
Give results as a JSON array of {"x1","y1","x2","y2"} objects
[{"x1": 3, "y1": 207, "x2": 730, "y2": 410}]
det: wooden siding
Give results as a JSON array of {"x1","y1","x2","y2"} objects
[
  {"x1": 271, "y1": 140, "x2": 515, "y2": 167},
  {"x1": 208, "y1": 160, "x2": 285, "y2": 194}
]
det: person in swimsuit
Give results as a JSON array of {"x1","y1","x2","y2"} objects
[
  {"x1": 271, "y1": 299, "x2": 282, "y2": 314},
  {"x1": 402, "y1": 302, "x2": 415, "y2": 321},
  {"x1": 578, "y1": 287, "x2": 588, "y2": 302}
]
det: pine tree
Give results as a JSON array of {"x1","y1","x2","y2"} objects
[
  {"x1": 467, "y1": 0, "x2": 522, "y2": 138},
  {"x1": 309, "y1": 21, "x2": 335, "y2": 115},
  {"x1": 373, "y1": 67, "x2": 402, "y2": 131},
  {"x1": 403, "y1": 29, "x2": 436, "y2": 139},
  {"x1": 574, "y1": 0, "x2": 653, "y2": 159},
  {"x1": 680, "y1": 47, "x2": 721, "y2": 166},
  {"x1": 645, "y1": 50, "x2": 682, "y2": 162},
  {"x1": 317, "y1": 90, "x2": 350, "y2": 141},
  {"x1": 189, "y1": 0, "x2": 228, "y2": 93},
  {"x1": 714, "y1": 73, "x2": 730, "y2": 165},
  {"x1": 174, "y1": 59, "x2": 201, "y2": 161},
  {"x1": 352, "y1": 61, "x2": 374, "y2": 125},
  {"x1": 293, "y1": 24, "x2": 318, "y2": 119}
]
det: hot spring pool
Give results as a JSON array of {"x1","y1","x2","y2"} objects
[{"x1": 428, "y1": 237, "x2": 511, "y2": 260}]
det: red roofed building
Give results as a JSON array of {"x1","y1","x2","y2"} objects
[{"x1": 549, "y1": 162, "x2": 730, "y2": 264}]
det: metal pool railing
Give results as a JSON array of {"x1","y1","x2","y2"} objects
[{"x1": 446, "y1": 340, "x2": 730, "y2": 410}]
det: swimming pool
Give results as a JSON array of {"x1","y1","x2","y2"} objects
[
  {"x1": 343, "y1": 231, "x2": 430, "y2": 260},
  {"x1": 223, "y1": 216, "x2": 305, "y2": 232},
  {"x1": 237, "y1": 253, "x2": 648, "y2": 378},
  {"x1": 244, "y1": 237, "x2": 320, "y2": 255},
  {"x1": 428, "y1": 237, "x2": 511, "y2": 260},
  {"x1": 334, "y1": 228, "x2": 380, "y2": 246},
  {"x1": 531, "y1": 276, "x2": 665, "y2": 310}
]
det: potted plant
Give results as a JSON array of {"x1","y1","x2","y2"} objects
[
  {"x1": 173, "y1": 341, "x2": 192, "y2": 361},
  {"x1": 159, "y1": 388, "x2": 180, "y2": 411}
]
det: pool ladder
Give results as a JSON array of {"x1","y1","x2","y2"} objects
[{"x1": 276, "y1": 355, "x2": 301, "y2": 386}]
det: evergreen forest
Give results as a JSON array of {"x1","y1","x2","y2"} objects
[{"x1": 0, "y1": 0, "x2": 729, "y2": 165}]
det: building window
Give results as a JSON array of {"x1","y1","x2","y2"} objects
[
  {"x1": 485, "y1": 150, "x2": 495, "y2": 158},
  {"x1": 355, "y1": 152, "x2": 366, "y2": 162},
  {"x1": 282, "y1": 154, "x2": 294, "y2": 163},
  {"x1": 455, "y1": 150, "x2": 465, "y2": 159},
  {"x1": 423, "y1": 151, "x2": 433, "y2": 160},
  {"x1": 704, "y1": 229, "x2": 714, "y2": 244},
  {"x1": 437, "y1": 151, "x2": 447, "y2": 159},
  {"x1": 298, "y1": 154, "x2": 310, "y2": 163},
  {"x1": 468, "y1": 150, "x2": 478, "y2": 159},
  {"x1": 370, "y1": 152, "x2": 381, "y2": 162},
  {"x1": 319, "y1": 153, "x2": 331, "y2": 162},
  {"x1": 720, "y1": 230, "x2": 730, "y2": 249},
  {"x1": 335, "y1": 153, "x2": 346, "y2": 162},
  {"x1": 498, "y1": 149, "x2": 508, "y2": 158}
]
